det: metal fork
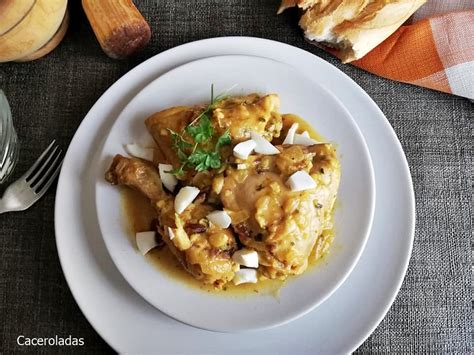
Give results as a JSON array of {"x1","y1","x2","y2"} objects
[{"x1": 0, "y1": 140, "x2": 63, "y2": 214}]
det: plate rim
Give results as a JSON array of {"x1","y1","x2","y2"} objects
[
  {"x1": 54, "y1": 36, "x2": 415, "y2": 353},
  {"x1": 93, "y1": 53, "x2": 377, "y2": 332}
]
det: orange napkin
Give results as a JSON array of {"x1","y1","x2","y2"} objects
[{"x1": 345, "y1": 2, "x2": 474, "y2": 99}]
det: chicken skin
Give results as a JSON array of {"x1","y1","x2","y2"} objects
[
  {"x1": 105, "y1": 155, "x2": 239, "y2": 288},
  {"x1": 144, "y1": 94, "x2": 282, "y2": 174},
  {"x1": 219, "y1": 144, "x2": 340, "y2": 279}
]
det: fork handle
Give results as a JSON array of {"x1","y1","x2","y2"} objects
[{"x1": 0, "y1": 194, "x2": 28, "y2": 214}]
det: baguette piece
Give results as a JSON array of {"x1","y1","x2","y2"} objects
[
  {"x1": 280, "y1": 0, "x2": 426, "y2": 63},
  {"x1": 278, "y1": 0, "x2": 333, "y2": 14}
]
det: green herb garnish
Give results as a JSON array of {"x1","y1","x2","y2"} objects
[
  {"x1": 216, "y1": 130, "x2": 231, "y2": 149},
  {"x1": 185, "y1": 115, "x2": 213, "y2": 143},
  {"x1": 168, "y1": 85, "x2": 231, "y2": 176}
]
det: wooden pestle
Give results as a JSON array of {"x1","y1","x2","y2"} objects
[{"x1": 82, "y1": 0, "x2": 151, "y2": 59}]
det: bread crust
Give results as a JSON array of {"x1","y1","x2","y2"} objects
[{"x1": 280, "y1": 0, "x2": 427, "y2": 62}]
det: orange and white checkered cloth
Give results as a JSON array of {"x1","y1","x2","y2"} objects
[{"x1": 348, "y1": 1, "x2": 474, "y2": 100}]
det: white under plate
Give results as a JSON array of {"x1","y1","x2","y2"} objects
[
  {"x1": 55, "y1": 37, "x2": 414, "y2": 354},
  {"x1": 95, "y1": 55, "x2": 375, "y2": 332}
]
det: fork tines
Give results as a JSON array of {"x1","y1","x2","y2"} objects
[{"x1": 24, "y1": 140, "x2": 63, "y2": 193}]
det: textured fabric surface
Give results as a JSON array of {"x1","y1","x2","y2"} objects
[{"x1": 0, "y1": 1, "x2": 472, "y2": 353}]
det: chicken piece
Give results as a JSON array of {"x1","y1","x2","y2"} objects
[
  {"x1": 220, "y1": 144, "x2": 340, "y2": 279},
  {"x1": 105, "y1": 155, "x2": 169, "y2": 202},
  {"x1": 211, "y1": 94, "x2": 282, "y2": 142},
  {"x1": 144, "y1": 94, "x2": 283, "y2": 171},
  {"x1": 105, "y1": 155, "x2": 239, "y2": 288},
  {"x1": 145, "y1": 106, "x2": 200, "y2": 168}
]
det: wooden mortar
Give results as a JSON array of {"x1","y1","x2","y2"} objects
[
  {"x1": 0, "y1": 0, "x2": 68, "y2": 62},
  {"x1": 16, "y1": 9, "x2": 70, "y2": 62},
  {"x1": 0, "y1": 0, "x2": 37, "y2": 35}
]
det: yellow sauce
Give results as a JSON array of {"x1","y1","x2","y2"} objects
[
  {"x1": 120, "y1": 188, "x2": 285, "y2": 296},
  {"x1": 121, "y1": 187, "x2": 156, "y2": 244},
  {"x1": 282, "y1": 114, "x2": 326, "y2": 143},
  {"x1": 148, "y1": 246, "x2": 285, "y2": 296},
  {"x1": 120, "y1": 114, "x2": 336, "y2": 296}
]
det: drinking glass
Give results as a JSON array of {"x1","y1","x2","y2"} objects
[{"x1": 0, "y1": 90, "x2": 19, "y2": 184}]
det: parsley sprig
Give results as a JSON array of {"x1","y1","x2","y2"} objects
[{"x1": 168, "y1": 85, "x2": 231, "y2": 176}]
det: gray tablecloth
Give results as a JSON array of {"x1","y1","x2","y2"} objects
[{"x1": 0, "y1": 1, "x2": 472, "y2": 353}]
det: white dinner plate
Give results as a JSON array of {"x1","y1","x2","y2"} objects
[
  {"x1": 95, "y1": 55, "x2": 375, "y2": 332},
  {"x1": 55, "y1": 37, "x2": 415, "y2": 354}
]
